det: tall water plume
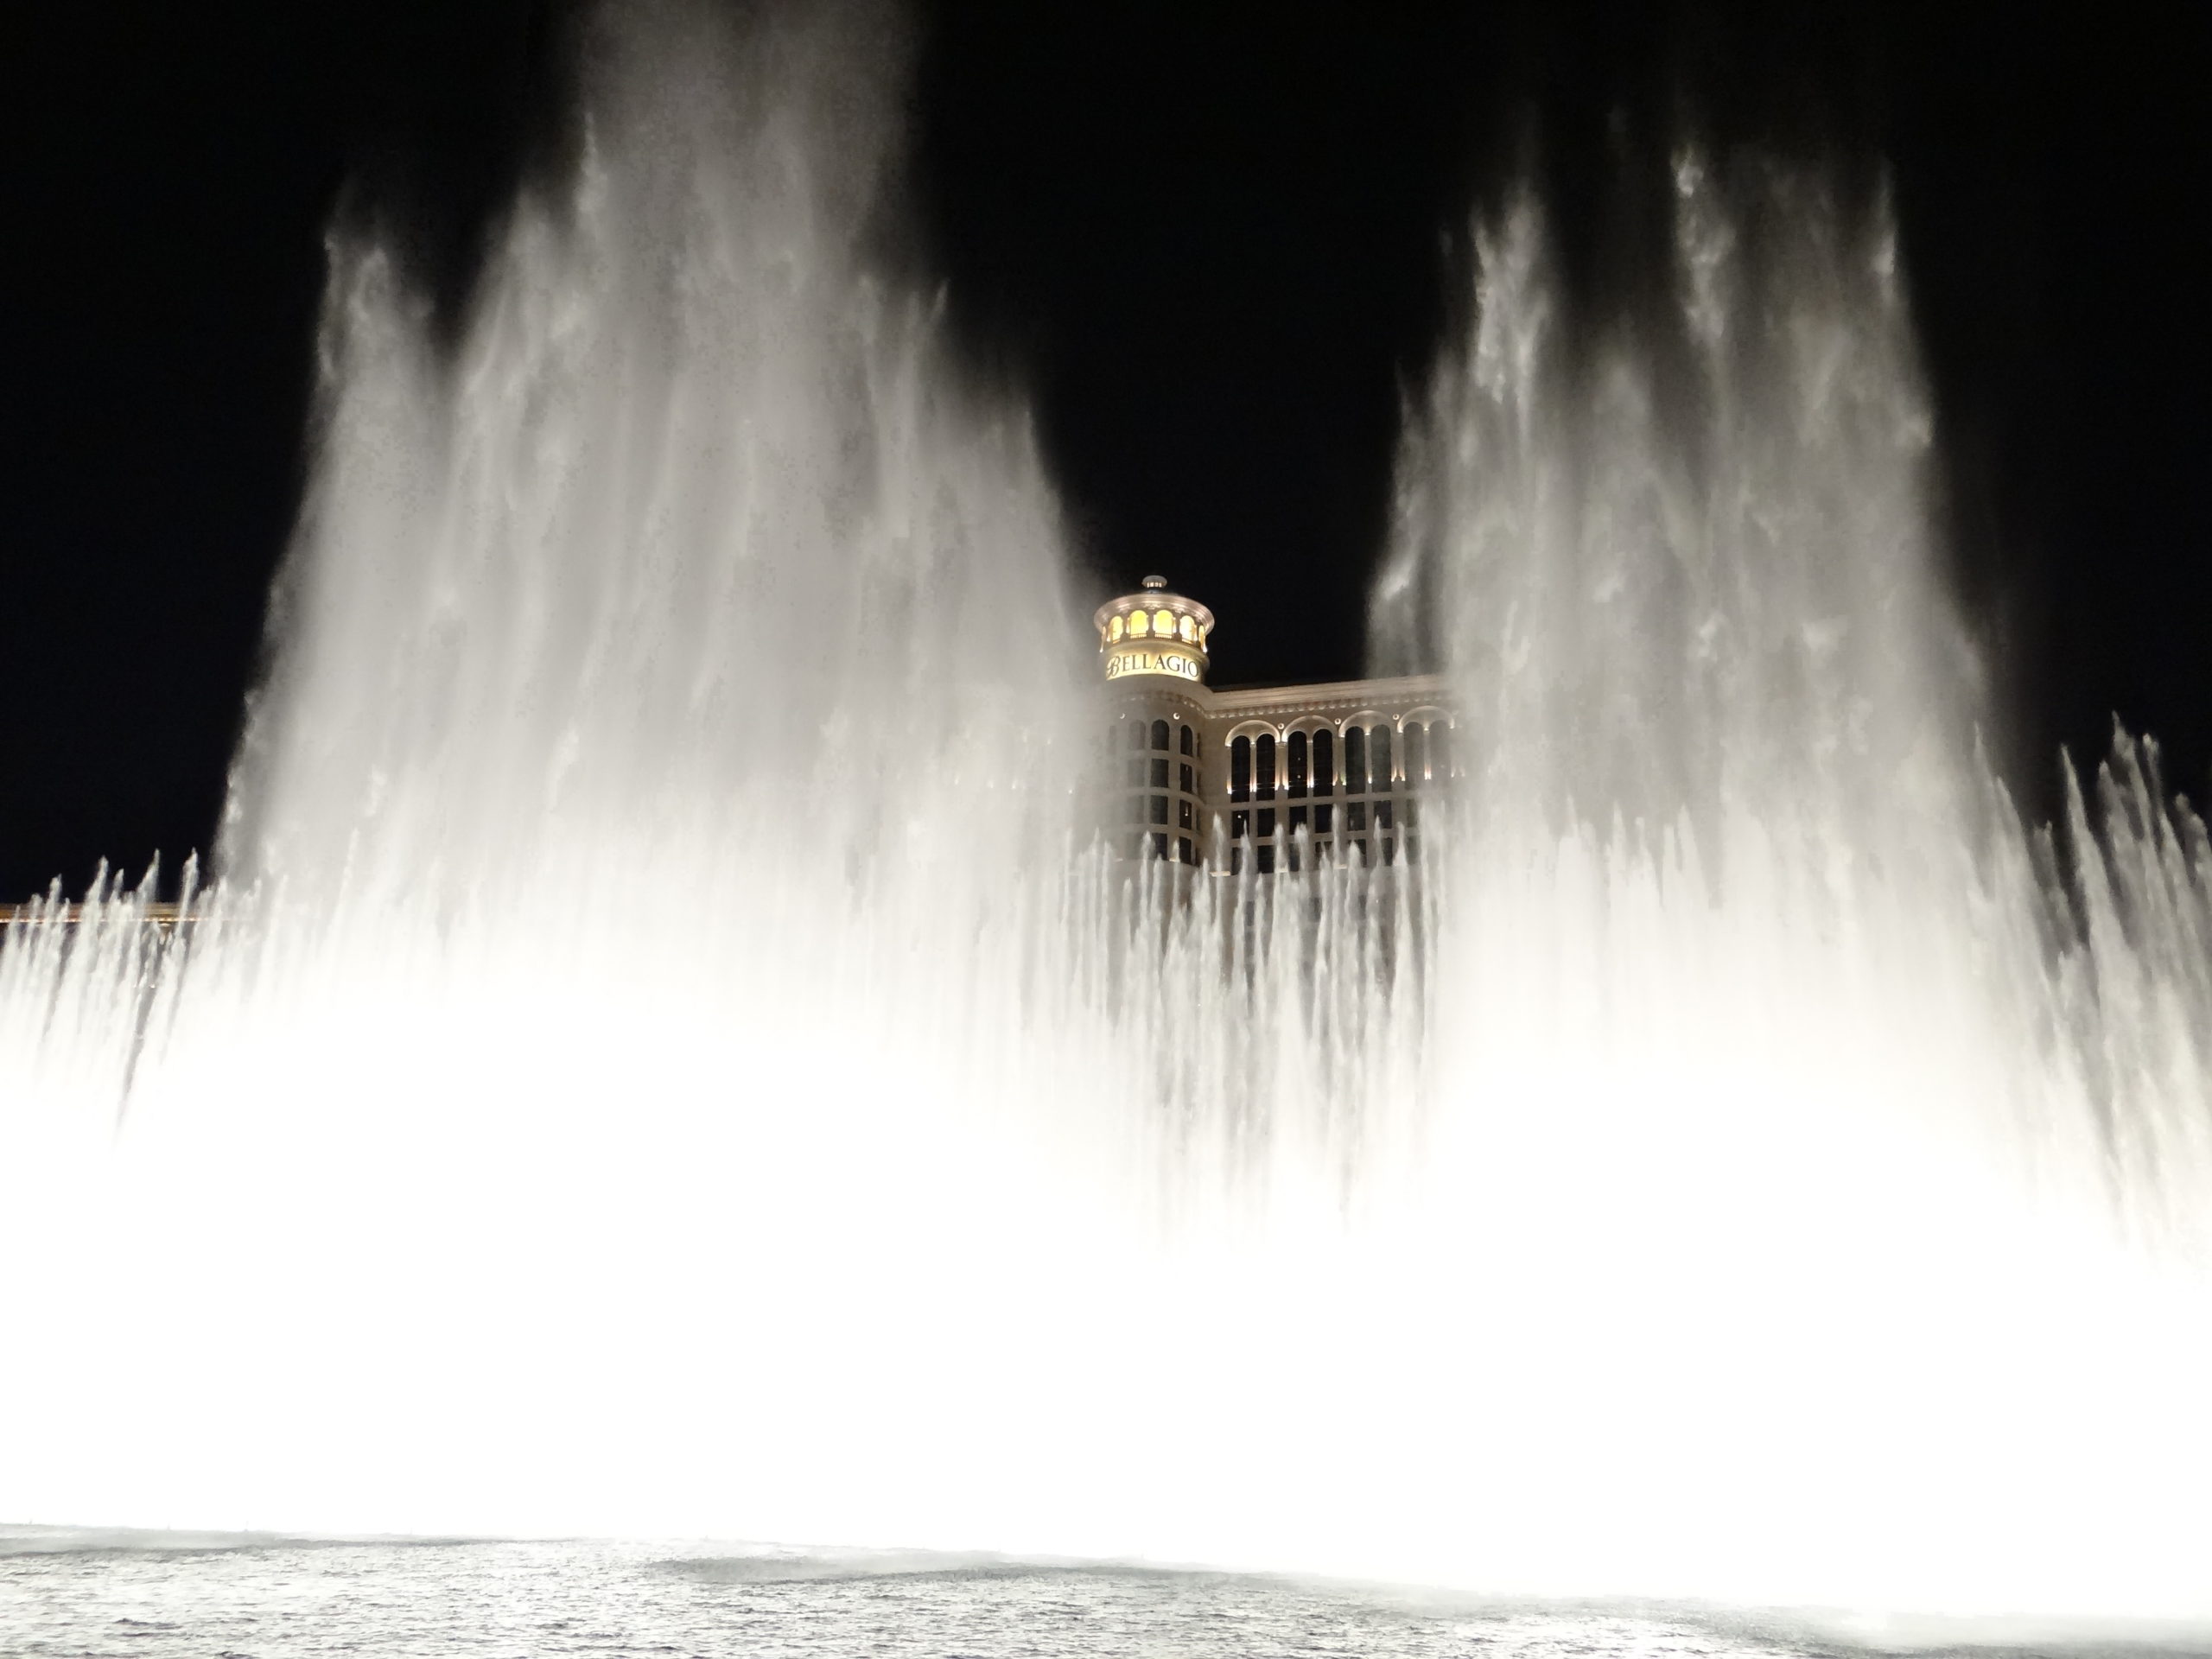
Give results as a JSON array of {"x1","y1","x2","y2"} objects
[
  {"x1": 227, "y1": 0, "x2": 1082, "y2": 909},
  {"x1": 4, "y1": 4, "x2": 2212, "y2": 1626},
  {"x1": 0, "y1": 0, "x2": 1138, "y2": 1558},
  {"x1": 1357, "y1": 156, "x2": 2212, "y2": 1611}
]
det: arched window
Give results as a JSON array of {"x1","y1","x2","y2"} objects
[
  {"x1": 1230, "y1": 735, "x2": 1251, "y2": 803},
  {"x1": 1129, "y1": 610, "x2": 1149, "y2": 638},
  {"x1": 1255, "y1": 734, "x2": 1277, "y2": 799},
  {"x1": 1372, "y1": 724, "x2": 1394, "y2": 791},
  {"x1": 1108, "y1": 614, "x2": 1123, "y2": 643},
  {"x1": 1153, "y1": 608, "x2": 1174, "y2": 637},
  {"x1": 1404, "y1": 722, "x2": 1427, "y2": 788},
  {"x1": 1313, "y1": 728, "x2": 1335, "y2": 796},
  {"x1": 1287, "y1": 730, "x2": 1308, "y2": 798},
  {"x1": 1344, "y1": 727, "x2": 1367, "y2": 794},
  {"x1": 1179, "y1": 724, "x2": 1194, "y2": 756},
  {"x1": 1151, "y1": 719, "x2": 1170, "y2": 750},
  {"x1": 1178, "y1": 614, "x2": 1197, "y2": 644}
]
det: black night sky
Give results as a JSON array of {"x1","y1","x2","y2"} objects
[{"x1": 3, "y1": 0, "x2": 2206, "y2": 899}]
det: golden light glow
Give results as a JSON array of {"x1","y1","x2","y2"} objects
[
  {"x1": 1128, "y1": 610, "x2": 1149, "y2": 638},
  {"x1": 1108, "y1": 614, "x2": 1123, "y2": 643},
  {"x1": 1179, "y1": 615, "x2": 1197, "y2": 644},
  {"x1": 1153, "y1": 608, "x2": 1174, "y2": 637}
]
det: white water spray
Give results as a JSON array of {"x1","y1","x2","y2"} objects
[{"x1": 4, "y1": 3, "x2": 2210, "y2": 1624}]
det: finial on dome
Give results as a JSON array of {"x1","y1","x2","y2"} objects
[{"x1": 1141, "y1": 575, "x2": 1168, "y2": 590}]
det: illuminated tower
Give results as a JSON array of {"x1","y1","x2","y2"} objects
[{"x1": 1097, "y1": 576, "x2": 1214, "y2": 864}]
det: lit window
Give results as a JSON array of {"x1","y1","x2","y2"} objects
[
  {"x1": 1153, "y1": 608, "x2": 1174, "y2": 636},
  {"x1": 1129, "y1": 610, "x2": 1149, "y2": 638},
  {"x1": 1178, "y1": 614, "x2": 1197, "y2": 644},
  {"x1": 1179, "y1": 798, "x2": 1193, "y2": 830},
  {"x1": 1109, "y1": 614, "x2": 1124, "y2": 643}
]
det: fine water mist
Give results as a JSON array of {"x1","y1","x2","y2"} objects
[{"x1": 5, "y1": 0, "x2": 2212, "y2": 1626}]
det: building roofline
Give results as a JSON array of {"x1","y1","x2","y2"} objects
[{"x1": 1206, "y1": 671, "x2": 1451, "y2": 712}]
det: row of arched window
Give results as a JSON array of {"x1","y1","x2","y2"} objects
[
  {"x1": 1123, "y1": 718, "x2": 1198, "y2": 756},
  {"x1": 1227, "y1": 721, "x2": 1450, "y2": 804},
  {"x1": 1103, "y1": 610, "x2": 1208, "y2": 647},
  {"x1": 1116, "y1": 719, "x2": 1198, "y2": 868},
  {"x1": 1113, "y1": 719, "x2": 1198, "y2": 777}
]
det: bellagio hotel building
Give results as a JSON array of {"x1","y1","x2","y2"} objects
[{"x1": 1097, "y1": 575, "x2": 1454, "y2": 873}]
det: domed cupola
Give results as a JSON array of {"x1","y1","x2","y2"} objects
[{"x1": 1093, "y1": 575, "x2": 1214, "y2": 685}]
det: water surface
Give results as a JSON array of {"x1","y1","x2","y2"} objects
[{"x1": 1, "y1": 1532, "x2": 2199, "y2": 1659}]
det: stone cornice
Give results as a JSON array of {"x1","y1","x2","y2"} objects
[{"x1": 1206, "y1": 673, "x2": 1451, "y2": 716}]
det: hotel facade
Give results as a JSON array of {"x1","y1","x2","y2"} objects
[{"x1": 1097, "y1": 576, "x2": 1454, "y2": 873}]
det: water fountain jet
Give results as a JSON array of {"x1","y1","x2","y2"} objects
[{"x1": 3, "y1": 5, "x2": 2210, "y2": 1626}]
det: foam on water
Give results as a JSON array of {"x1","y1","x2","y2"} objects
[{"x1": 4, "y1": 0, "x2": 2210, "y2": 1624}]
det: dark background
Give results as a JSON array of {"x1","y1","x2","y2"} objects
[{"x1": 3, "y1": 0, "x2": 2206, "y2": 898}]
